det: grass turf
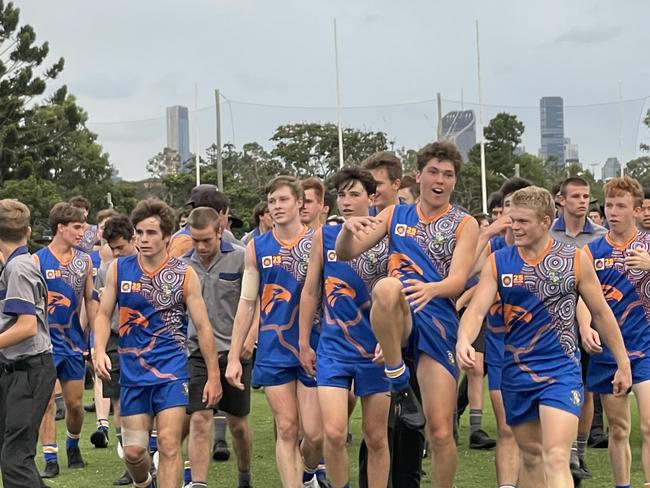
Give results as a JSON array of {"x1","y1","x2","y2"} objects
[{"x1": 23, "y1": 386, "x2": 645, "y2": 487}]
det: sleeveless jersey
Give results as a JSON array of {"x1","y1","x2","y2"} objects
[
  {"x1": 253, "y1": 226, "x2": 317, "y2": 368},
  {"x1": 114, "y1": 254, "x2": 190, "y2": 386},
  {"x1": 35, "y1": 246, "x2": 92, "y2": 356},
  {"x1": 485, "y1": 235, "x2": 508, "y2": 367},
  {"x1": 492, "y1": 240, "x2": 581, "y2": 391},
  {"x1": 77, "y1": 224, "x2": 98, "y2": 254},
  {"x1": 319, "y1": 224, "x2": 388, "y2": 361},
  {"x1": 90, "y1": 250, "x2": 101, "y2": 284},
  {"x1": 387, "y1": 203, "x2": 472, "y2": 343},
  {"x1": 586, "y1": 231, "x2": 650, "y2": 364}
]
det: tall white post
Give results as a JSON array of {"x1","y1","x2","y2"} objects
[
  {"x1": 194, "y1": 82, "x2": 200, "y2": 186},
  {"x1": 334, "y1": 19, "x2": 344, "y2": 168},
  {"x1": 476, "y1": 20, "x2": 488, "y2": 214},
  {"x1": 215, "y1": 89, "x2": 223, "y2": 190}
]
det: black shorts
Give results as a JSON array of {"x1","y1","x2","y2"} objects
[
  {"x1": 187, "y1": 353, "x2": 251, "y2": 417},
  {"x1": 101, "y1": 350, "x2": 120, "y2": 399},
  {"x1": 580, "y1": 344, "x2": 590, "y2": 382},
  {"x1": 472, "y1": 325, "x2": 486, "y2": 354}
]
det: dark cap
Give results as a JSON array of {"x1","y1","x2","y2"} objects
[
  {"x1": 229, "y1": 215, "x2": 244, "y2": 229},
  {"x1": 186, "y1": 184, "x2": 229, "y2": 212}
]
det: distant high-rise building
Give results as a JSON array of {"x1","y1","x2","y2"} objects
[
  {"x1": 602, "y1": 157, "x2": 621, "y2": 181},
  {"x1": 166, "y1": 106, "x2": 191, "y2": 165},
  {"x1": 564, "y1": 138, "x2": 579, "y2": 167},
  {"x1": 441, "y1": 110, "x2": 476, "y2": 160},
  {"x1": 540, "y1": 97, "x2": 565, "y2": 168}
]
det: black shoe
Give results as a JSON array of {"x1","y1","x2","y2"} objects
[
  {"x1": 588, "y1": 428, "x2": 608, "y2": 448},
  {"x1": 346, "y1": 432, "x2": 352, "y2": 446},
  {"x1": 55, "y1": 404, "x2": 65, "y2": 421},
  {"x1": 113, "y1": 470, "x2": 133, "y2": 485},
  {"x1": 84, "y1": 401, "x2": 96, "y2": 413},
  {"x1": 570, "y1": 451, "x2": 586, "y2": 481},
  {"x1": 40, "y1": 461, "x2": 59, "y2": 478},
  {"x1": 393, "y1": 385, "x2": 425, "y2": 430},
  {"x1": 90, "y1": 428, "x2": 109, "y2": 448},
  {"x1": 578, "y1": 457, "x2": 592, "y2": 479},
  {"x1": 67, "y1": 446, "x2": 85, "y2": 469},
  {"x1": 212, "y1": 439, "x2": 231, "y2": 461},
  {"x1": 469, "y1": 429, "x2": 496, "y2": 450}
]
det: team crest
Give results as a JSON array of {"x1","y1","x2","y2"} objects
[
  {"x1": 262, "y1": 256, "x2": 273, "y2": 268},
  {"x1": 182, "y1": 381, "x2": 189, "y2": 398},
  {"x1": 327, "y1": 250, "x2": 337, "y2": 262},
  {"x1": 121, "y1": 281, "x2": 132, "y2": 293},
  {"x1": 570, "y1": 389, "x2": 582, "y2": 406},
  {"x1": 433, "y1": 231, "x2": 445, "y2": 244},
  {"x1": 92, "y1": 268, "x2": 98, "y2": 277},
  {"x1": 546, "y1": 269, "x2": 561, "y2": 286},
  {"x1": 161, "y1": 284, "x2": 172, "y2": 300},
  {"x1": 501, "y1": 274, "x2": 513, "y2": 287},
  {"x1": 447, "y1": 351, "x2": 455, "y2": 365}
]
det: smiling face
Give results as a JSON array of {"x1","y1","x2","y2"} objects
[
  {"x1": 268, "y1": 185, "x2": 302, "y2": 226},
  {"x1": 369, "y1": 167, "x2": 400, "y2": 211},
  {"x1": 509, "y1": 206, "x2": 551, "y2": 248},
  {"x1": 416, "y1": 158, "x2": 457, "y2": 210}
]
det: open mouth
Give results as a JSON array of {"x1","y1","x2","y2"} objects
[{"x1": 432, "y1": 188, "x2": 444, "y2": 195}]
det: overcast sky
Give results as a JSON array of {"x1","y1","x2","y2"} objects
[{"x1": 19, "y1": 0, "x2": 650, "y2": 181}]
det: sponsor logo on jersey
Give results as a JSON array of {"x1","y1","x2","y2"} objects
[
  {"x1": 261, "y1": 255, "x2": 282, "y2": 268},
  {"x1": 594, "y1": 257, "x2": 614, "y2": 270},
  {"x1": 447, "y1": 350, "x2": 456, "y2": 365},
  {"x1": 394, "y1": 223, "x2": 416, "y2": 238},
  {"x1": 501, "y1": 274, "x2": 513, "y2": 287},
  {"x1": 327, "y1": 250, "x2": 337, "y2": 262},
  {"x1": 121, "y1": 281, "x2": 132, "y2": 293},
  {"x1": 45, "y1": 269, "x2": 62, "y2": 279}
]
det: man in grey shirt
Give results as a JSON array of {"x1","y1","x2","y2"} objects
[
  {"x1": 549, "y1": 176, "x2": 607, "y2": 482},
  {"x1": 0, "y1": 199, "x2": 56, "y2": 488},
  {"x1": 182, "y1": 206, "x2": 256, "y2": 488}
]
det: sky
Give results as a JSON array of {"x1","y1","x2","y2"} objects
[{"x1": 18, "y1": 0, "x2": 650, "y2": 181}]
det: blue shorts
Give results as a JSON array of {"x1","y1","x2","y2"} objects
[
  {"x1": 120, "y1": 379, "x2": 189, "y2": 417},
  {"x1": 502, "y1": 381, "x2": 584, "y2": 426},
  {"x1": 252, "y1": 363, "x2": 317, "y2": 388},
  {"x1": 408, "y1": 315, "x2": 458, "y2": 380},
  {"x1": 487, "y1": 363, "x2": 502, "y2": 391},
  {"x1": 316, "y1": 355, "x2": 388, "y2": 397},
  {"x1": 587, "y1": 356, "x2": 650, "y2": 394},
  {"x1": 53, "y1": 354, "x2": 85, "y2": 381}
]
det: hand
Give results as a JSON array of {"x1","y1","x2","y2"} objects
[
  {"x1": 299, "y1": 345, "x2": 317, "y2": 377},
  {"x1": 612, "y1": 363, "x2": 632, "y2": 397},
  {"x1": 402, "y1": 279, "x2": 436, "y2": 312},
  {"x1": 456, "y1": 340, "x2": 476, "y2": 371},
  {"x1": 225, "y1": 359, "x2": 244, "y2": 390},
  {"x1": 241, "y1": 338, "x2": 256, "y2": 361},
  {"x1": 580, "y1": 327, "x2": 603, "y2": 354},
  {"x1": 372, "y1": 343, "x2": 384, "y2": 365},
  {"x1": 625, "y1": 248, "x2": 650, "y2": 271},
  {"x1": 202, "y1": 376, "x2": 223, "y2": 407},
  {"x1": 94, "y1": 351, "x2": 112, "y2": 381},
  {"x1": 483, "y1": 215, "x2": 512, "y2": 238},
  {"x1": 344, "y1": 216, "x2": 382, "y2": 241}
]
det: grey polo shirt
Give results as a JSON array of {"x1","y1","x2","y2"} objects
[
  {"x1": 0, "y1": 246, "x2": 51, "y2": 361},
  {"x1": 550, "y1": 215, "x2": 607, "y2": 248},
  {"x1": 182, "y1": 240, "x2": 244, "y2": 356}
]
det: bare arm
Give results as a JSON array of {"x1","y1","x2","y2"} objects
[
  {"x1": 335, "y1": 207, "x2": 391, "y2": 260},
  {"x1": 84, "y1": 261, "x2": 99, "y2": 331},
  {"x1": 577, "y1": 250, "x2": 631, "y2": 394},
  {"x1": 456, "y1": 260, "x2": 499, "y2": 370},
  {"x1": 228, "y1": 243, "x2": 259, "y2": 363},
  {"x1": 576, "y1": 298, "x2": 602, "y2": 354},
  {"x1": 185, "y1": 267, "x2": 222, "y2": 406},
  {"x1": 94, "y1": 263, "x2": 117, "y2": 379},
  {"x1": 299, "y1": 228, "x2": 323, "y2": 375}
]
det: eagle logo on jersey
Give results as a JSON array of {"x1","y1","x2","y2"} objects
[
  {"x1": 325, "y1": 277, "x2": 357, "y2": 307},
  {"x1": 388, "y1": 253, "x2": 424, "y2": 279},
  {"x1": 47, "y1": 291, "x2": 71, "y2": 316},
  {"x1": 260, "y1": 284, "x2": 292, "y2": 316},
  {"x1": 503, "y1": 304, "x2": 533, "y2": 326},
  {"x1": 601, "y1": 285, "x2": 623, "y2": 303},
  {"x1": 118, "y1": 307, "x2": 149, "y2": 336}
]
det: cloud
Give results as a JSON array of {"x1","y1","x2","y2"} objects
[
  {"x1": 555, "y1": 25, "x2": 623, "y2": 45},
  {"x1": 235, "y1": 73, "x2": 288, "y2": 94},
  {"x1": 71, "y1": 75, "x2": 139, "y2": 100}
]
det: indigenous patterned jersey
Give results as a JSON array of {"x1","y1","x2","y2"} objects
[
  {"x1": 77, "y1": 224, "x2": 98, "y2": 254},
  {"x1": 492, "y1": 240, "x2": 582, "y2": 391},
  {"x1": 35, "y1": 246, "x2": 92, "y2": 356},
  {"x1": 485, "y1": 235, "x2": 508, "y2": 367},
  {"x1": 253, "y1": 226, "x2": 317, "y2": 368},
  {"x1": 114, "y1": 254, "x2": 190, "y2": 386},
  {"x1": 168, "y1": 226, "x2": 192, "y2": 258},
  {"x1": 586, "y1": 231, "x2": 650, "y2": 364},
  {"x1": 387, "y1": 203, "x2": 472, "y2": 345},
  {"x1": 319, "y1": 224, "x2": 388, "y2": 361}
]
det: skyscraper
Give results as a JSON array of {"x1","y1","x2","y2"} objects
[
  {"x1": 539, "y1": 97, "x2": 565, "y2": 168},
  {"x1": 441, "y1": 110, "x2": 476, "y2": 161},
  {"x1": 166, "y1": 106, "x2": 191, "y2": 165},
  {"x1": 602, "y1": 157, "x2": 621, "y2": 181}
]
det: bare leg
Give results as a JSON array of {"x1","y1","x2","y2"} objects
[
  {"x1": 360, "y1": 392, "x2": 390, "y2": 488},
  {"x1": 318, "y1": 387, "x2": 349, "y2": 487},
  {"x1": 539, "y1": 405, "x2": 579, "y2": 488},
  {"x1": 188, "y1": 410, "x2": 212, "y2": 483},
  {"x1": 601, "y1": 392, "x2": 632, "y2": 486},
  {"x1": 297, "y1": 382, "x2": 324, "y2": 474},
  {"x1": 511, "y1": 418, "x2": 545, "y2": 488},
  {"x1": 155, "y1": 406, "x2": 186, "y2": 488}
]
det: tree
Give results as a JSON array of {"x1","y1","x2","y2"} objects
[
  {"x1": 270, "y1": 123, "x2": 387, "y2": 179},
  {"x1": 625, "y1": 156, "x2": 650, "y2": 189}
]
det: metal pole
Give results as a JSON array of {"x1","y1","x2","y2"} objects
[
  {"x1": 476, "y1": 20, "x2": 488, "y2": 214},
  {"x1": 618, "y1": 81, "x2": 624, "y2": 175},
  {"x1": 334, "y1": 19, "x2": 344, "y2": 168},
  {"x1": 436, "y1": 92, "x2": 443, "y2": 141},
  {"x1": 215, "y1": 89, "x2": 223, "y2": 190},
  {"x1": 194, "y1": 82, "x2": 200, "y2": 186}
]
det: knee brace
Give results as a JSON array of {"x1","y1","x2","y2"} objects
[{"x1": 121, "y1": 427, "x2": 150, "y2": 450}]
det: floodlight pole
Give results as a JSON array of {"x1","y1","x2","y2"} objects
[
  {"x1": 334, "y1": 19, "x2": 344, "y2": 168},
  {"x1": 215, "y1": 89, "x2": 223, "y2": 190},
  {"x1": 194, "y1": 82, "x2": 200, "y2": 186},
  {"x1": 476, "y1": 20, "x2": 488, "y2": 214}
]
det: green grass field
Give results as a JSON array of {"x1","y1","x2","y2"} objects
[{"x1": 21, "y1": 386, "x2": 646, "y2": 487}]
